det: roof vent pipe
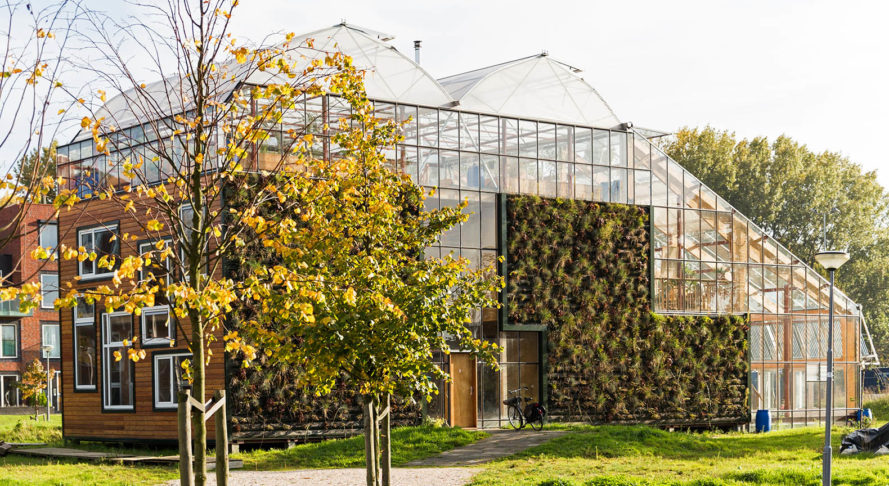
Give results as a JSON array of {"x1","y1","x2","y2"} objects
[{"x1": 414, "y1": 40, "x2": 422, "y2": 64}]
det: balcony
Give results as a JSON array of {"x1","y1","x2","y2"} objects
[{"x1": 0, "y1": 298, "x2": 33, "y2": 317}]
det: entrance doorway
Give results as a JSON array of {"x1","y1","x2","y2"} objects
[{"x1": 449, "y1": 353, "x2": 477, "y2": 428}]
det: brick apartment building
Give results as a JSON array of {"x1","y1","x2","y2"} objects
[{"x1": 0, "y1": 203, "x2": 60, "y2": 410}]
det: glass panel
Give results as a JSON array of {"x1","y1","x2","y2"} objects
[
  {"x1": 593, "y1": 165, "x2": 610, "y2": 202},
  {"x1": 667, "y1": 160, "x2": 683, "y2": 207},
  {"x1": 2, "y1": 325, "x2": 15, "y2": 357},
  {"x1": 75, "y1": 324, "x2": 97, "y2": 387},
  {"x1": 556, "y1": 125, "x2": 573, "y2": 162},
  {"x1": 575, "y1": 128, "x2": 592, "y2": 164},
  {"x1": 592, "y1": 130, "x2": 609, "y2": 165},
  {"x1": 611, "y1": 168, "x2": 628, "y2": 204},
  {"x1": 459, "y1": 113, "x2": 479, "y2": 152},
  {"x1": 479, "y1": 115, "x2": 499, "y2": 154},
  {"x1": 157, "y1": 357, "x2": 172, "y2": 404},
  {"x1": 501, "y1": 118, "x2": 518, "y2": 155},
  {"x1": 557, "y1": 162, "x2": 573, "y2": 199},
  {"x1": 439, "y1": 110, "x2": 459, "y2": 150},
  {"x1": 574, "y1": 164, "x2": 592, "y2": 200},
  {"x1": 501, "y1": 157, "x2": 519, "y2": 194},
  {"x1": 439, "y1": 189, "x2": 461, "y2": 247},
  {"x1": 460, "y1": 152, "x2": 480, "y2": 190},
  {"x1": 633, "y1": 135, "x2": 651, "y2": 170},
  {"x1": 717, "y1": 212, "x2": 732, "y2": 262},
  {"x1": 634, "y1": 170, "x2": 650, "y2": 206},
  {"x1": 480, "y1": 193, "x2": 496, "y2": 249},
  {"x1": 396, "y1": 105, "x2": 418, "y2": 145},
  {"x1": 42, "y1": 325, "x2": 60, "y2": 358},
  {"x1": 418, "y1": 108, "x2": 438, "y2": 147},
  {"x1": 684, "y1": 174, "x2": 700, "y2": 209},
  {"x1": 480, "y1": 154, "x2": 499, "y2": 192},
  {"x1": 538, "y1": 123, "x2": 556, "y2": 160},
  {"x1": 439, "y1": 150, "x2": 459, "y2": 189},
  {"x1": 519, "y1": 120, "x2": 537, "y2": 158},
  {"x1": 520, "y1": 159, "x2": 537, "y2": 195},
  {"x1": 461, "y1": 192, "x2": 481, "y2": 248},
  {"x1": 652, "y1": 207, "x2": 667, "y2": 257},
  {"x1": 651, "y1": 148, "x2": 668, "y2": 206},
  {"x1": 684, "y1": 210, "x2": 701, "y2": 261},
  {"x1": 610, "y1": 131, "x2": 628, "y2": 167},
  {"x1": 539, "y1": 161, "x2": 557, "y2": 198}
]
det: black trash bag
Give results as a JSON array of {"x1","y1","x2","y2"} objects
[{"x1": 840, "y1": 421, "x2": 889, "y2": 454}]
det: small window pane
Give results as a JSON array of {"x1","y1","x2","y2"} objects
[
  {"x1": 610, "y1": 132, "x2": 628, "y2": 167},
  {"x1": 519, "y1": 159, "x2": 537, "y2": 195},
  {"x1": 593, "y1": 165, "x2": 610, "y2": 202},
  {"x1": 575, "y1": 128, "x2": 592, "y2": 164}
]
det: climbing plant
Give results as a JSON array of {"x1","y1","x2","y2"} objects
[{"x1": 507, "y1": 195, "x2": 748, "y2": 424}]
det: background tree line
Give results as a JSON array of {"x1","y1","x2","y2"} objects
[{"x1": 665, "y1": 127, "x2": 889, "y2": 363}]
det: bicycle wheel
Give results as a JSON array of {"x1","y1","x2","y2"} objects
[
  {"x1": 507, "y1": 405, "x2": 523, "y2": 429},
  {"x1": 529, "y1": 414, "x2": 544, "y2": 431}
]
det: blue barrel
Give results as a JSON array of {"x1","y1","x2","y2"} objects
[
  {"x1": 755, "y1": 409, "x2": 771, "y2": 433},
  {"x1": 856, "y1": 408, "x2": 874, "y2": 423}
]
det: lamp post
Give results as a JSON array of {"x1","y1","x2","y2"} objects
[
  {"x1": 814, "y1": 249, "x2": 849, "y2": 486},
  {"x1": 41, "y1": 344, "x2": 53, "y2": 421}
]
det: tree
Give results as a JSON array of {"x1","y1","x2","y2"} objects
[
  {"x1": 18, "y1": 358, "x2": 53, "y2": 419},
  {"x1": 14, "y1": 141, "x2": 57, "y2": 203},
  {"x1": 664, "y1": 126, "x2": 889, "y2": 360},
  {"x1": 0, "y1": 2, "x2": 80, "y2": 309},
  {"x1": 51, "y1": 1, "x2": 376, "y2": 484},
  {"x1": 235, "y1": 83, "x2": 502, "y2": 486}
]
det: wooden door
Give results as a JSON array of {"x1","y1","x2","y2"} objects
[{"x1": 449, "y1": 353, "x2": 477, "y2": 428}]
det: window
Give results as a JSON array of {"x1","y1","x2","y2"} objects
[
  {"x1": 40, "y1": 274, "x2": 58, "y2": 309},
  {"x1": 102, "y1": 312, "x2": 134, "y2": 410},
  {"x1": 0, "y1": 374, "x2": 19, "y2": 407},
  {"x1": 41, "y1": 323, "x2": 60, "y2": 359},
  {"x1": 153, "y1": 352, "x2": 191, "y2": 409},
  {"x1": 78, "y1": 224, "x2": 119, "y2": 279},
  {"x1": 74, "y1": 298, "x2": 97, "y2": 390},
  {"x1": 138, "y1": 239, "x2": 172, "y2": 288},
  {"x1": 38, "y1": 222, "x2": 57, "y2": 257},
  {"x1": 141, "y1": 306, "x2": 172, "y2": 346},
  {"x1": 0, "y1": 324, "x2": 16, "y2": 358}
]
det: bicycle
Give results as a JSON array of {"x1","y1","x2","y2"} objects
[{"x1": 502, "y1": 386, "x2": 546, "y2": 430}]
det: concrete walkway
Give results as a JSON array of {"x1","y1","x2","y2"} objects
[
  {"x1": 166, "y1": 468, "x2": 480, "y2": 486},
  {"x1": 405, "y1": 429, "x2": 567, "y2": 467}
]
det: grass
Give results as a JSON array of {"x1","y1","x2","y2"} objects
[
  {"x1": 863, "y1": 394, "x2": 889, "y2": 423},
  {"x1": 0, "y1": 415, "x2": 62, "y2": 444},
  {"x1": 0, "y1": 416, "x2": 487, "y2": 485},
  {"x1": 470, "y1": 425, "x2": 889, "y2": 486},
  {"x1": 235, "y1": 424, "x2": 488, "y2": 470}
]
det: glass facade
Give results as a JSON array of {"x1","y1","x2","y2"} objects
[{"x1": 56, "y1": 94, "x2": 866, "y2": 427}]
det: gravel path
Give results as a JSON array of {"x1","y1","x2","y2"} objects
[{"x1": 166, "y1": 467, "x2": 481, "y2": 485}]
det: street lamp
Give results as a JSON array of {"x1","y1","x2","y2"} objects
[
  {"x1": 41, "y1": 344, "x2": 53, "y2": 421},
  {"x1": 814, "y1": 249, "x2": 849, "y2": 486}
]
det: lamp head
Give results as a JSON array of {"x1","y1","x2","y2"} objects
[
  {"x1": 814, "y1": 250, "x2": 850, "y2": 271},
  {"x1": 41, "y1": 345, "x2": 53, "y2": 353}
]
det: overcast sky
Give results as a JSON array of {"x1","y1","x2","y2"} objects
[{"x1": 25, "y1": 1, "x2": 889, "y2": 188}]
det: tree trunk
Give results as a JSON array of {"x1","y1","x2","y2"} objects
[
  {"x1": 380, "y1": 394, "x2": 392, "y2": 486},
  {"x1": 363, "y1": 397, "x2": 378, "y2": 486},
  {"x1": 371, "y1": 397, "x2": 380, "y2": 486},
  {"x1": 192, "y1": 316, "x2": 207, "y2": 486}
]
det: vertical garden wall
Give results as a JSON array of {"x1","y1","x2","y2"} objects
[{"x1": 507, "y1": 195, "x2": 748, "y2": 425}]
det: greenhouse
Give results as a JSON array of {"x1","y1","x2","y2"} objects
[{"x1": 54, "y1": 23, "x2": 878, "y2": 436}]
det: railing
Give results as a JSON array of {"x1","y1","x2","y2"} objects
[{"x1": 0, "y1": 298, "x2": 32, "y2": 317}]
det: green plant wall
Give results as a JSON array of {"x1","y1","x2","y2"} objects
[{"x1": 507, "y1": 195, "x2": 748, "y2": 424}]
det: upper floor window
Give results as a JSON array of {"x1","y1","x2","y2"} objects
[
  {"x1": 78, "y1": 224, "x2": 119, "y2": 279},
  {"x1": 0, "y1": 324, "x2": 16, "y2": 358},
  {"x1": 38, "y1": 222, "x2": 57, "y2": 258},
  {"x1": 40, "y1": 273, "x2": 58, "y2": 309},
  {"x1": 41, "y1": 323, "x2": 60, "y2": 359},
  {"x1": 141, "y1": 306, "x2": 172, "y2": 346}
]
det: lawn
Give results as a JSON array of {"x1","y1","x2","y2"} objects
[
  {"x1": 0, "y1": 415, "x2": 487, "y2": 485},
  {"x1": 470, "y1": 425, "x2": 889, "y2": 486}
]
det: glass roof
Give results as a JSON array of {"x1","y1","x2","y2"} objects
[{"x1": 439, "y1": 54, "x2": 620, "y2": 128}]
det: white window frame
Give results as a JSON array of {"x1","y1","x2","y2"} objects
[
  {"x1": 38, "y1": 221, "x2": 58, "y2": 258},
  {"x1": 78, "y1": 224, "x2": 119, "y2": 279},
  {"x1": 0, "y1": 323, "x2": 17, "y2": 359},
  {"x1": 138, "y1": 239, "x2": 173, "y2": 287},
  {"x1": 74, "y1": 298, "x2": 97, "y2": 390},
  {"x1": 102, "y1": 311, "x2": 134, "y2": 411},
  {"x1": 40, "y1": 273, "x2": 59, "y2": 309},
  {"x1": 0, "y1": 373, "x2": 20, "y2": 407},
  {"x1": 41, "y1": 323, "x2": 60, "y2": 359},
  {"x1": 153, "y1": 352, "x2": 191, "y2": 409},
  {"x1": 141, "y1": 305, "x2": 172, "y2": 346}
]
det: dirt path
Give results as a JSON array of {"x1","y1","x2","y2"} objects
[
  {"x1": 166, "y1": 467, "x2": 481, "y2": 485},
  {"x1": 405, "y1": 429, "x2": 567, "y2": 467}
]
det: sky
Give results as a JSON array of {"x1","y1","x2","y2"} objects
[{"x1": 11, "y1": 1, "x2": 889, "y2": 187}]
